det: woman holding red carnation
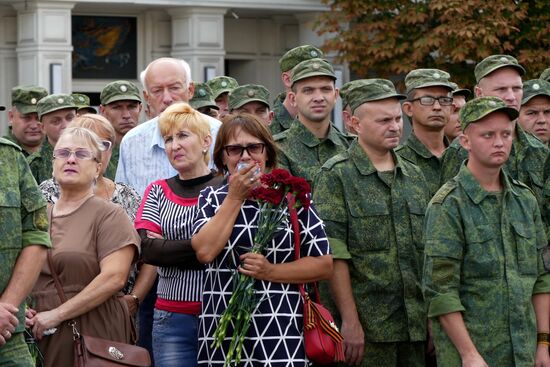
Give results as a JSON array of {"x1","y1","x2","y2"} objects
[{"x1": 192, "y1": 113, "x2": 333, "y2": 366}]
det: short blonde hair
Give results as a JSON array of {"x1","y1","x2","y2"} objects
[
  {"x1": 159, "y1": 102, "x2": 211, "y2": 164},
  {"x1": 56, "y1": 126, "x2": 105, "y2": 162},
  {"x1": 69, "y1": 114, "x2": 116, "y2": 143}
]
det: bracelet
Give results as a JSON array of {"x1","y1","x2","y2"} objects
[
  {"x1": 537, "y1": 332, "x2": 549, "y2": 344},
  {"x1": 129, "y1": 293, "x2": 140, "y2": 306}
]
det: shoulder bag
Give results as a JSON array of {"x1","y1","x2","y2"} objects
[{"x1": 287, "y1": 194, "x2": 345, "y2": 365}]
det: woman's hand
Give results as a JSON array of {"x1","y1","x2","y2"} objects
[
  {"x1": 121, "y1": 295, "x2": 139, "y2": 316},
  {"x1": 227, "y1": 163, "x2": 261, "y2": 202},
  {"x1": 25, "y1": 307, "x2": 37, "y2": 329},
  {"x1": 238, "y1": 252, "x2": 274, "y2": 280},
  {"x1": 146, "y1": 230, "x2": 163, "y2": 239},
  {"x1": 31, "y1": 309, "x2": 63, "y2": 340}
]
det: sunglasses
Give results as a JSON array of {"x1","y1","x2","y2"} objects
[
  {"x1": 224, "y1": 143, "x2": 265, "y2": 157},
  {"x1": 101, "y1": 140, "x2": 113, "y2": 151}
]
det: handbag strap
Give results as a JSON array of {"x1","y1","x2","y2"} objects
[{"x1": 287, "y1": 193, "x2": 320, "y2": 303}]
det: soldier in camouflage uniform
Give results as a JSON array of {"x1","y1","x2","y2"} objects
[
  {"x1": 396, "y1": 68, "x2": 455, "y2": 197},
  {"x1": 274, "y1": 58, "x2": 352, "y2": 190},
  {"x1": 423, "y1": 96, "x2": 550, "y2": 367},
  {"x1": 71, "y1": 93, "x2": 96, "y2": 115},
  {"x1": 228, "y1": 84, "x2": 273, "y2": 126},
  {"x1": 0, "y1": 138, "x2": 51, "y2": 366},
  {"x1": 444, "y1": 83, "x2": 470, "y2": 142},
  {"x1": 99, "y1": 80, "x2": 143, "y2": 180},
  {"x1": 207, "y1": 76, "x2": 238, "y2": 119},
  {"x1": 190, "y1": 82, "x2": 220, "y2": 119},
  {"x1": 270, "y1": 45, "x2": 324, "y2": 135},
  {"x1": 518, "y1": 79, "x2": 550, "y2": 146},
  {"x1": 27, "y1": 94, "x2": 76, "y2": 185},
  {"x1": 313, "y1": 79, "x2": 431, "y2": 367},
  {"x1": 541, "y1": 68, "x2": 550, "y2": 83},
  {"x1": 441, "y1": 55, "x2": 550, "y2": 211},
  {"x1": 340, "y1": 79, "x2": 368, "y2": 135},
  {"x1": 4, "y1": 86, "x2": 48, "y2": 157}
]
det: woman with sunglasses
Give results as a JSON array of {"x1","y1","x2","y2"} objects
[
  {"x1": 27, "y1": 127, "x2": 140, "y2": 367},
  {"x1": 37, "y1": 114, "x2": 157, "y2": 321},
  {"x1": 192, "y1": 113, "x2": 333, "y2": 366}
]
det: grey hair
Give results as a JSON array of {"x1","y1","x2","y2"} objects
[{"x1": 140, "y1": 58, "x2": 192, "y2": 92}]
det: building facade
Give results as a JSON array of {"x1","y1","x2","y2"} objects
[{"x1": 0, "y1": 0, "x2": 348, "y2": 133}]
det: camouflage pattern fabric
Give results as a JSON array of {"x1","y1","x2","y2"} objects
[
  {"x1": 441, "y1": 124, "x2": 550, "y2": 209},
  {"x1": 474, "y1": 54, "x2": 525, "y2": 83},
  {"x1": 2, "y1": 129, "x2": 32, "y2": 157},
  {"x1": 0, "y1": 333, "x2": 35, "y2": 367},
  {"x1": 269, "y1": 92, "x2": 294, "y2": 135},
  {"x1": 27, "y1": 140, "x2": 54, "y2": 185},
  {"x1": 0, "y1": 138, "x2": 50, "y2": 335},
  {"x1": 423, "y1": 163, "x2": 550, "y2": 367},
  {"x1": 395, "y1": 132, "x2": 449, "y2": 197},
  {"x1": 274, "y1": 119, "x2": 352, "y2": 190},
  {"x1": 313, "y1": 141, "x2": 430, "y2": 349},
  {"x1": 104, "y1": 143, "x2": 120, "y2": 181},
  {"x1": 458, "y1": 96, "x2": 517, "y2": 131}
]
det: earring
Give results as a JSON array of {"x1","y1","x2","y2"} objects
[{"x1": 203, "y1": 149, "x2": 207, "y2": 154}]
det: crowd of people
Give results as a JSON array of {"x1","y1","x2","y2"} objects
[{"x1": 1, "y1": 42, "x2": 550, "y2": 367}]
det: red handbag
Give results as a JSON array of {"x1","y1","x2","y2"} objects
[{"x1": 287, "y1": 194, "x2": 345, "y2": 364}]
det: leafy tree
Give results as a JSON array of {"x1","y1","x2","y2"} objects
[{"x1": 316, "y1": 0, "x2": 550, "y2": 89}]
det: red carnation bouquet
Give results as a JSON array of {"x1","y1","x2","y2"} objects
[{"x1": 212, "y1": 168, "x2": 311, "y2": 366}]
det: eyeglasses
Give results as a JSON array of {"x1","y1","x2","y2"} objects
[
  {"x1": 409, "y1": 96, "x2": 453, "y2": 106},
  {"x1": 101, "y1": 140, "x2": 113, "y2": 151},
  {"x1": 224, "y1": 143, "x2": 266, "y2": 157},
  {"x1": 53, "y1": 148, "x2": 96, "y2": 161}
]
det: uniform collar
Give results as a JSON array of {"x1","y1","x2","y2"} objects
[
  {"x1": 350, "y1": 140, "x2": 408, "y2": 177},
  {"x1": 290, "y1": 119, "x2": 347, "y2": 148},
  {"x1": 457, "y1": 162, "x2": 519, "y2": 204},
  {"x1": 405, "y1": 131, "x2": 449, "y2": 158}
]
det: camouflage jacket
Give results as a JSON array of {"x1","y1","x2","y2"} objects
[
  {"x1": 27, "y1": 140, "x2": 53, "y2": 185},
  {"x1": 104, "y1": 143, "x2": 120, "y2": 181},
  {"x1": 423, "y1": 163, "x2": 550, "y2": 366},
  {"x1": 0, "y1": 138, "x2": 51, "y2": 333},
  {"x1": 395, "y1": 131, "x2": 449, "y2": 197},
  {"x1": 2, "y1": 129, "x2": 34, "y2": 157},
  {"x1": 269, "y1": 92, "x2": 294, "y2": 135},
  {"x1": 274, "y1": 119, "x2": 353, "y2": 191},
  {"x1": 313, "y1": 140, "x2": 430, "y2": 342}
]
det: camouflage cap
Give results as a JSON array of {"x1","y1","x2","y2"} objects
[
  {"x1": 207, "y1": 76, "x2": 239, "y2": 99},
  {"x1": 450, "y1": 82, "x2": 471, "y2": 98},
  {"x1": 290, "y1": 58, "x2": 336, "y2": 86},
  {"x1": 474, "y1": 54, "x2": 525, "y2": 83},
  {"x1": 71, "y1": 93, "x2": 96, "y2": 113},
  {"x1": 459, "y1": 96, "x2": 518, "y2": 130},
  {"x1": 340, "y1": 80, "x2": 370, "y2": 108},
  {"x1": 540, "y1": 68, "x2": 550, "y2": 82},
  {"x1": 348, "y1": 79, "x2": 406, "y2": 113},
  {"x1": 189, "y1": 83, "x2": 219, "y2": 110},
  {"x1": 11, "y1": 85, "x2": 48, "y2": 114},
  {"x1": 521, "y1": 79, "x2": 550, "y2": 106},
  {"x1": 279, "y1": 45, "x2": 324, "y2": 73},
  {"x1": 229, "y1": 84, "x2": 271, "y2": 110},
  {"x1": 100, "y1": 80, "x2": 142, "y2": 105},
  {"x1": 405, "y1": 69, "x2": 454, "y2": 93},
  {"x1": 37, "y1": 93, "x2": 76, "y2": 120}
]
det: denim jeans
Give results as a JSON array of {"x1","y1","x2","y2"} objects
[
  {"x1": 138, "y1": 278, "x2": 157, "y2": 366},
  {"x1": 153, "y1": 309, "x2": 199, "y2": 367}
]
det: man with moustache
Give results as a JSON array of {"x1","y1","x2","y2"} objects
[
  {"x1": 423, "y1": 96, "x2": 550, "y2": 367},
  {"x1": 99, "y1": 80, "x2": 143, "y2": 179},
  {"x1": 4, "y1": 86, "x2": 48, "y2": 156},
  {"x1": 396, "y1": 69, "x2": 455, "y2": 196},
  {"x1": 441, "y1": 55, "x2": 550, "y2": 208},
  {"x1": 443, "y1": 83, "x2": 469, "y2": 142},
  {"x1": 274, "y1": 58, "x2": 352, "y2": 189},
  {"x1": 518, "y1": 79, "x2": 550, "y2": 146},
  {"x1": 314, "y1": 79, "x2": 431, "y2": 366}
]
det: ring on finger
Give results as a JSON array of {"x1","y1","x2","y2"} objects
[{"x1": 250, "y1": 177, "x2": 255, "y2": 182}]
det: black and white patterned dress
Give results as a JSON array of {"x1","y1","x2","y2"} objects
[{"x1": 193, "y1": 184, "x2": 331, "y2": 367}]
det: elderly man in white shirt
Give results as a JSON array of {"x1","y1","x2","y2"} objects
[
  {"x1": 116, "y1": 57, "x2": 221, "y2": 196},
  {"x1": 115, "y1": 57, "x2": 221, "y2": 365}
]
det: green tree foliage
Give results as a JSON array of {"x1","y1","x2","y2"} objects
[{"x1": 316, "y1": 0, "x2": 550, "y2": 89}]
